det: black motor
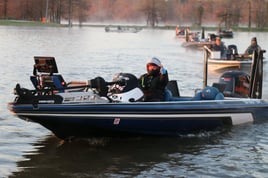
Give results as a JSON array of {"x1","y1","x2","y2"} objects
[
  {"x1": 109, "y1": 73, "x2": 139, "y2": 94},
  {"x1": 218, "y1": 71, "x2": 250, "y2": 98}
]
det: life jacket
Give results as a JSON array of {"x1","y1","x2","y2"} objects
[{"x1": 140, "y1": 74, "x2": 167, "y2": 101}]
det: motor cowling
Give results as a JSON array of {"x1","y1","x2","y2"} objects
[
  {"x1": 108, "y1": 73, "x2": 144, "y2": 102},
  {"x1": 219, "y1": 71, "x2": 250, "y2": 98}
]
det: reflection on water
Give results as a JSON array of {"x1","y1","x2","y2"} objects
[
  {"x1": 1, "y1": 26, "x2": 268, "y2": 177},
  {"x1": 8, "y1": 122, "x2": 268, "y2": 178},
  {"x1": 9, "y1": 132, "x2": 226, "y2": 178}
]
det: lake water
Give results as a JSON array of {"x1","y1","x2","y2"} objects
[{"x1": 1, "y1": 26, "x2": 268, "y2": 177}]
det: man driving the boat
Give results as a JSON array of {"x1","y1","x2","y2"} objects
[
  {"x1": 212, "y1": 37, "x2": 227, "y2": 59},
  {"x1": 139, "y1": 57, "x2": 169, "y2": 102},
  {"x1": 244, "y1": 37, "x2": 262, "y2": 56}
]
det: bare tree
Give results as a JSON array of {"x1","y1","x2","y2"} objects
[
  {"x1": 248, "y1": 0, "x2": 252, "y2": 28},
  {"x1": 3, "y1": 0, "x2": 8, "y2": 18},
  {"x1": 140, "y1": 0, "x2": 167, "y2": 27},
  {"x1": 48, "y1": 0, "x2": 62, "y2": 24},
  {"x1": 68, "y1": 0, "x2": 72, "y2": 26},
  {"x1": 20, "y1": 0, "x2": 34, "y2": 20},
  {"x1": 147, "y1": 0, "x2": 158, "y2": 27},
  {"x1": 73, "y1": 0, "x2": 90, "y2": 26},
  {"x1": 196, "y1": 0, "x2": 204, "y2": 26},
  {"x1": 216, "y1": 1, "x2": 240, "y2": 29},
  {"x1": 254, "y1": 0, "x2": 268, "y2": 28}
]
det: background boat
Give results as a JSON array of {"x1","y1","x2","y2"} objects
[
  {"x1": 105, "y1": 25, "x2": 142, "y2": 33},
  {"x1": 182, "y1": 40, "x2": 214, "y2": 50},
  {"x1": 205, "y1": 45, "x2": 266, "y2": 72},
  {"x1": 208, "y1": 58, "x2": 252, "y2": 71},
  {"x1": 181, "y1": 28, "x2": 216, "y2": 50},
  {"x1": 217, "y1": 29, "x2": 234, "y2": 38},
  {"x1": 207, "y1": 50, "x2": 252, "y2": 71}
]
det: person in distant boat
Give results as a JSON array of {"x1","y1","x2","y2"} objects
[
  {"x1": 244, "y1": 37, "x2": 262, "y2": 56},
  {"x1": 212, "y1": 36, "x2": 227, "y2": 59},
  {"x1": 175, "y1": 25, "x2": 179, "y2": 36},
  {"x1": 139, "y1": 57, "x2": 169, "y2": 102},
  {"x1": 185, "y1": 27, "x2": 191, "y2": 42}
]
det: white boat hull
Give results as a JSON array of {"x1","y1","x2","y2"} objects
[{"x1": 208, "y1": 58, "x2": 252, "y2": 71}]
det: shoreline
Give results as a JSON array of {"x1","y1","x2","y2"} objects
[{"x1": 0, "y1": 19, "x2": 267, "y2": 32}]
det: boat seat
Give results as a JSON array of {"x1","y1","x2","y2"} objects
[
  {"x1": 30, "y1": 76, "x2": 39, "y2": 89},
  {"x1": 166, "y1": 80, "x2": 180, "y2": 97},
  {"x1": 192, "y1": 86, "x2": 224, "y2": 100},
  {"x1": 30, "y1": 74, "x2": 66, "y2": 93},
  {"x1": 165, "y1": 80, "x2": 191, "y2": 101}
]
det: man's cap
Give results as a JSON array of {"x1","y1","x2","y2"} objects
[
  {"x1": 147, "y1": 57, "x2": 161, "y2": 67},
  {"x1": 216, "y1": 36, "x2": 221, "y2": 40}
]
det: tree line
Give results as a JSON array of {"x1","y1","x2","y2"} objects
[{"x1": 0, "y1": 0, "x2": 267, "y2": 28}]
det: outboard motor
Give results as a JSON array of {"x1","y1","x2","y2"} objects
[
  {"x1": 108, "y1": 73, "x2": 144, "y2": 102},
  {"x1": 218, "y1": 71, "x2": 250, "y2": 98}
]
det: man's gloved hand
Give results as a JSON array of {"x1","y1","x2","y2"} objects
[{"x1": 160, "y1": 66, "x2": 167, "y2": 74}]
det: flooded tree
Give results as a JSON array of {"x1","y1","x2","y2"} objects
[
  {"x1": 215, "y1": 0, "x2": 242, "y2": 29},
  {"x1": 196, "y1": 0, "x2": 204, "y2": 26},
  {"x1": 248, "y1": 0, "x2": 252, "y2": 28},
  {"x1": 63, "y1": 0, "x2": 90, "y2": 27},
  {"x1": 73, "y1": 0, "x2": 90, "y2": 26},
  {"x1": 139, "y1": 0, "x2": 167, "y2": 27},
  {"x1": 254, "y1": 0, "x2": 268, "y2": 28},
  {"x1": 20, "y1": 0, "x2": 32, "y2": 20},
  {"x1": 48, "y1": 0, "x2": 62, "y2": 24},
  {"x1": 1, "y1": 0, "x2": 8, "y2": 18},
  {"x1": 47, "y1": 0, "x2": 90, "y2": 26},
  {"x1": 67, "y1": 0, "x2": 72, "y2": 26}
]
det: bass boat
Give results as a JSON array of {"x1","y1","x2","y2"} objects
[
  {"x1": 217, "y1": 29, "x2": 233, "y2": 38},
  {"x1": 181, "y1": 28, "x2": 216, "y2": 50},
  {"x1": 8, "y1": 50, "x2": 268, "y2": 140},
  {"x1": 205, "y1": 45, "x2": 266, "y2": 72}
]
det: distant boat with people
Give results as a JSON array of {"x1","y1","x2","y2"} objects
[
  {"x1": 181, "y1": 29, "x2": 216, "y2": 50},
  {"x1": 205, "y1": 45, "x2": 265, "y2": 71},
  {"x1": 208, "y1": 54, "x2": 252, "y2": 71},
  {"x1": 175, "y1": 26, "x2": 187, "y2": 38},
  {"x1": 182, "y1": 40, "x2": 214, "y2": 50}
]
